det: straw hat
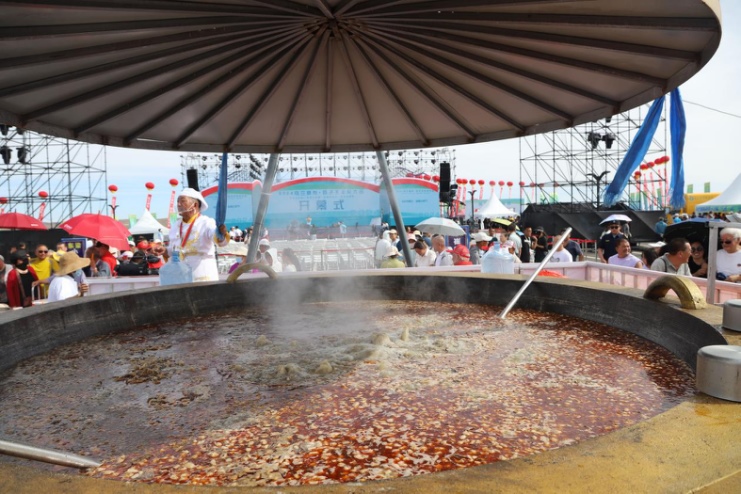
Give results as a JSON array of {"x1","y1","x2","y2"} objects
[{"x1": 56, "y1": 251, "x2": 90, "y2": 276}]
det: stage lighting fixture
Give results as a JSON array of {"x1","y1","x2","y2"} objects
[
  {"x1": 17, "y1": 146, "x2": 28, "y2": 164},
  {"x1": 587, "y1": 131, "x2": 602, "y2": 150},
  {"x1": 0, "y1": 146, "x2": 11, "y2": 164},
  {"x1": 0, "y1": 124, "x2": 8, "y2": 136},
  {"x1": 603, "y1": 132, "x2": 616, "y2": 149}
]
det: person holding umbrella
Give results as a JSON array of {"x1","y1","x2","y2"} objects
[
  {"x1": 597, "y1": 221, "x2": 627, "y2": 263},
  {"x1": 168, "y1": 188, "x2": 229, "y2": 282}
]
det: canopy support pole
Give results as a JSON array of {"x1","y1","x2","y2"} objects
[
  {"x1": 246, "y1": 153, "x2": 279, "y2": 264},
  {"x1": 376, "y1": 151, "x2": 413, "y2": 267},
  {"x1": 0, "y1": 439, "x2": 101, "y2": 469}
]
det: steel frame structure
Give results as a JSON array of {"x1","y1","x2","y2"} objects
[
  {"x1": 0, "y1": 127, "x2": 107, "y2": 225},
  {"x1": 518, "y1": 104, "x2": 669, "y2": 211},
  {"x1": 180, "y1": 148, "x2": 457, "y2": 187}
]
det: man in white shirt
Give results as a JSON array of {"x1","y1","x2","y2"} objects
[
  {"x1": 432, "y1": 235, "x2": 453, "y2": 267},
  {"x1": 413, "y1": 240, "x2": 436, "y2": 267},
  {"x1": 717, "y1": 227, "x2": 741, "y2": 283},
  {"x1": 550, "y1": 235, "x2": 573, "y2": 263},
  {"x1": 608, "y1": 238, "x2": 643, "y2": 268}
]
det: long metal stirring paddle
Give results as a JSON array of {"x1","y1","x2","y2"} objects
[{"x1": 499, "y1": 227, "x2": 572, "y2": 320}]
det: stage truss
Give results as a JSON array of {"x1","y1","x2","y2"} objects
[
  {"x1": 519, "y1": 104, "x2": 670, "y2": 211},
  {"x1": 0, "y1": 126, "x2": 107, "y2": 225},
  {"x1": 180, "y1": 148, "x2": 457, "y2": 189}
]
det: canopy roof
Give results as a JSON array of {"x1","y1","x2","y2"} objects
[
  {"x1": 0, "y1": 0, "x2": 721, "y2": 153},
  {"x1": 696, "y1": 173, "x2": 741, "y2": 213},
  {"x1": 474, "y1": 194, "x2": 515, "y2": 219},
  {"x1": 128, "y1": 210, "x2": 167, "y2": 235}
]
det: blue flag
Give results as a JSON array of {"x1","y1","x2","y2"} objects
[{"x1": 669, "y1": 88, "x2": 686, "y2": 209}]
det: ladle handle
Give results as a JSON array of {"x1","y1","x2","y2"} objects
[
  {"x1": 0, "y1": 439, "x2": 101, "y2": 469},
  {"x1": 498, "y1": 227, "x2": 572, "y2": 320}
]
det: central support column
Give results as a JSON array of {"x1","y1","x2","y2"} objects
[
  {"x1": 376, "y1": 150, "x2": 413, "y2": 267},
  {"x1": 246, "y1": 153, "x2": 279, "y2": 264}
]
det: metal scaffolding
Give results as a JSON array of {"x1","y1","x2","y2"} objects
[
  {"x1": 180, "y1": 148, "x2": 457, "y2": 188},
  {"x1": 0, "y1": 126, "x2": 107, "y2": 225},
  {"x1": 518, "y1": 104, "x2": 669, "y2": 211}
]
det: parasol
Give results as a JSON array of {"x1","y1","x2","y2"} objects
[
  {"x1": 58, "y1": 213, "x2": 131, "y2": 251},
  {"x1": 599, "y1": 214, "x2": 632, "y2": 225},
  {"x1": 0, "y1": 212, "x2": 47, "y2": 231},
  {"x1": 415, "y1": 217, "x2": 465, "y2": 237},
  {"x1": 0, "y1": 1, "x2": 721, "y2": 153}
]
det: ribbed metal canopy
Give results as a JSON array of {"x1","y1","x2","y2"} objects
[{"x1": 0, "y1": 0, "x2": 722, "y2": 153}]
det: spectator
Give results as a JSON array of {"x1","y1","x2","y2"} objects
[
  {"x1": 413, "y1": 240, "x2": 436, "y2": 267},
  {"x1": 655, "y1": 217, "x2": 667, "y2": 236},
  {"x1": 380, "y1": 245, "x2": 405, "y2": 268},
  {"x1": 650, "y1": 238, "x2": 691, "y2": 276},
  {"x1": 506, "y1": 223, "x2": 522, "y2": 258},
  {"x1": 432, "y1": 235, "x2": 453, "y2": 267},
  {"x1": 452, "y1": 244, "x2": 473, "y2": 266},
  {"x1": 374, "y1": 230, "x2": 392, "y2": 268},
  {"x1": 688, "y1": 241, "x2": 708, "y2": 278},
  {"x1": 47, "y1": 252, "x2": 90, "y2": 302},
  {"x1": 94, "y1": 241, "x2": 117, "y2": 277},
  {"x1": 533, "y1": 227, "x2": 548, "y2": 262},
  {"x1": 550, "y1": 236, "x2": 573, "y2": 263},
  {"x1": 470, "y1": 231, "x2": 492, "y2": 265},
  {"x1": 716, "y1": 227, "x2": 741, "y2": 283},
  {"x1": 560, "y1": 228, "x2": 584, "y2": 262},
  {"x1": 608, "y1": 238, "x2": 643, "y2": 268},
  {"x1": 6, "y1": 250, "x2": 37, "y2": 308},
  {"x1": 281, "y1": 248, "x2": 303, "y2": 272},
  {"x1": 0, "y1": 254, "x2": 8, "y2": 306},
  {"x1": 597, "y1": 222, "x2": 626, "y2": 263},
  {"x1": 30, "y1": 244, "x2": 53, "y2": 298},
  {"x1": 116, "y1": 250, "x2": 150, "y2": 276},
  {"x1": 641, "y1": 248, "x2": 659, "y2": 269}
]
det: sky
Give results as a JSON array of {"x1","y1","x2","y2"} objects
[{"x1": 103, "y1": 2, "x2": 741, "y2": 220}]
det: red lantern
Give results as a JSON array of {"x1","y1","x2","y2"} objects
[
  {"x1": 423, "y1": 174, "x2": 431, "y2": 181},
  {"x1": 498, "y1": 180, "x2": 505, "y2": 186},
  {"x1": 108, "y1": 184, "x2": 118, "y2": 193},
  {"x1": 506, "y1": 181, "x2": 513, "y2": 187},
  {"x1": 469, "y1": 179, "x2": 476, "y2": 186},
  {"x1": 518, "y1": 181, "x2": 525, "y2": 187},
  {"x1": 169, "y1": 178, "x2": 179, "y2": 187},
  {"x1": 489, "y1": 180, "x2": 496, "y2": 187},
  {"x1": 145, "y1": 182, "x2": 155, "y2": 190},
  {"x1": 647, "y1": 161, "x2": 655, "y2": 168},
  {"x1": 38, "y1": 190, "x2": 48, "y2": 199},
  {"x1": 477, "y1": 179, "x2": 485, "y2": 186},
  {"x1": 530, "y1": 182, "x2": 536, "y2": 187},
  {"x1": 432, "y1": 175, "x2": 440, "y2": 182},
  {"x1": 456, "y1": 178, "x2": 464, "y2": 185},
  {"x1": 0, "y1": 197, "x2": 7, "y2": 204},
  {"x1": 662, "y1": 156, "x2": 670, "y2": 163},
  {"x1": 406, "y1": 172, "x2": 414, "y2": 177},
  {"x1": 639, "y1": 164, "x2": 649, "y2": 171}
]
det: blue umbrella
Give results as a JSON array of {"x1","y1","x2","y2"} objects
[{"x1": 215, "y1": 152, "x2": 228, "y2": 241}]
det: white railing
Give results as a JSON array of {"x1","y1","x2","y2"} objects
[{"x1": 84, "y1": 261, "x2": 741, "y2": 304}]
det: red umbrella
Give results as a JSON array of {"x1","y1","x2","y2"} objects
[
  {"x1": 0, "y1": 212, "x2": 48, "y2": 230},
  {"x1": 58, "y1": 213, "x2": 131, "y2": 251}
]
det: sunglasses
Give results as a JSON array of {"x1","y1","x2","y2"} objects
[
  {"x1": 691, "y1": 247, "x2": 703, "y2": 253},
  {"x1": 36, "y1": 250, "x2": 48, "y2": 253},
  {"x1": 722, "y1": 240, "x2": 735, "y2": 245},
  {"x1": 609, "y1": 226, "x2": 620, "y2": 229}
]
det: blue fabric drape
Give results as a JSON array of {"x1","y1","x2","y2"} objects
[
  {"x1": 215, "y1": 151, "x2": 228, "y2": 241},
  {"x1": 603, "y1": 96, "x2": 665, "y2": 206},
  {"x1": 669, "y1": 88, "x2": 686, "y2": 209}
]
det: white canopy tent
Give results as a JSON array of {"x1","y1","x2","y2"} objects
[
  {"x1": 696, "y1": 173, "x2": 741, "y2": 213},
  {"x1": 474, "y1": 194, "x2": 516, "y2": 219},
  {"x1": 128, "y1": 210, "x2": 167, "y2": 237}
]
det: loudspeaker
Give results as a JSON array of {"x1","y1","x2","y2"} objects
[
  {"x1": 186, "y1": 168, "x2": 200, "y2": 191},
  {"x1": 439, "y1": 162, "x2": 451, "y2": 202}
]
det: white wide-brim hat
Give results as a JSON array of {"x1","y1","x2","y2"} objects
[{"x1": 178, "y1": 187, "x2": 208, "y2": 212}]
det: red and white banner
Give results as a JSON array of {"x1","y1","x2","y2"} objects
[
  {"x1": 38, "y1": 202, "x2": 47, "y2": 222},
  {"x1": 168, "y1": 190, "x2": 176, "y2": 227},
  {"x1": 145, "y1": 193, "x2": 153, "y2": 211}
]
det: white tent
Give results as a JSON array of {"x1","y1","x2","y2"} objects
[
  {"x1": 129, "y1": 210, "x2": 167, "y2": 236},
  {"x1": 696, "y1": 173, "x2": 741, "y2": 213},
  {"x1": 474, "y1": 194, "x2": 516, "y2": 219}
]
